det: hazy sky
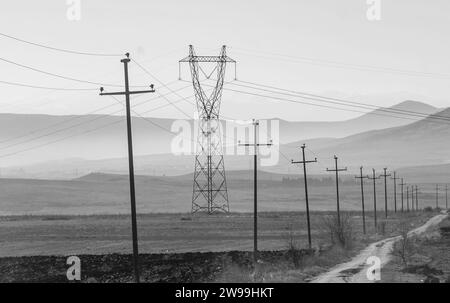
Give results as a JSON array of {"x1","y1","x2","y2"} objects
[{"x1": 1, "y1": 0, "x2": 450, "y2": 121}]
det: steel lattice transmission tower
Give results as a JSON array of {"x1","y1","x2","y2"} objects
[{"x1": 179, "y1": 45, "x2": 235, "y2": 214}]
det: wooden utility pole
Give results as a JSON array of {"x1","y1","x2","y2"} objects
[
  {"x1": 292, "y1": 144, "x2": 317, "y2": 249},
  {"x1": 368, "y1": 169, "x2": 380, "y2": 228},
  {"x1": 436, "y1": 184, "x2": 439, "y2": 209},
  {"x1": 391, "y1": 172, "x2": 400, "y2": 213},
  {"x1": 326, "y1": 156, "x2": 347, "y2": 226},
  {"x1": 406, "y1": 186, "x2": 410, "y2": 212},
  {"x1": 355, "y1": 166, "x2": 369, "y2": 234},
  {"x1": 411, "y1": 185, "x2": 415, "y2": 211},
  {"x1": 379, "y1": 168, "x2": 391, "y2": 218},
  {"x1": 445, "y1": 184, "x2": 448, "y2": 209},
  {"x1": 399, "y1": 179, "x2": 405, "y2": 212},
  {"x1": 239, "y1": 119, "x2": 272, "y2": 265},
  {"x1": 416, "y1": 185, "x2": 419, "y2": 211},
  {"x1": 99, "y1": 53, "x2": 155, "y2": 283}
]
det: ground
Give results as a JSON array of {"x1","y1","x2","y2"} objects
[
  {"x1": 0, "y1": 210, "x2": 439, "y2": 282},
  {"x1": 381, "y1": 211, "x2": 450, "y2": 283},
  {"x1": 0, "y1": 172, "x2": 443, "y2": 215}
]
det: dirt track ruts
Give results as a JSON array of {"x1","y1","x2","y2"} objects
[{"x1": 311, "y1": 211, "x2": 449, "y2": 283}]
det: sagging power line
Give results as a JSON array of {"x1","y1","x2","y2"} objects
[{"x1": 0, "y1": 32, "x2": 124, "y2": 57}]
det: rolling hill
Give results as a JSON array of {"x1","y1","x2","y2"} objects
[
  {"x1": 0, "y1": 100, "x2": 437, "y2": 170},
  {"x1": 276, "y1": 107, "x2": 450, "y2": 174},
  {"x1": 278, "y1": 100, "x2": 438, "y2": 142}
]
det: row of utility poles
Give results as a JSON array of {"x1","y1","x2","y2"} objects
[
  {"x1": 287, "y1": 145, "x2": 449, "y2": 253},
  {"x1": 251, "y1": 129, "x2": 449, "y2": 269},
  {"x1": 102, "y1": 54, "x2": 450, "y2": 282}
]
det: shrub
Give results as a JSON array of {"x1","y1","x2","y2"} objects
[
  {"x1": 285, "y1": 223, "x2": 304, "y2": 268},
  {"x1": 377, "y1": 220, "x2": 387, "y2": 235},
  {"x1": 323, "y1": 212, "x2": 353, "y2": 249},
  {"x1": 392, "y1": 222, "x2": 415, "y2": 268}
]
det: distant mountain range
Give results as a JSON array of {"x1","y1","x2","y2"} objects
[
  {"x1": 278, "y1": 100, "x2": 438, "y2": 142},
  {"x1": 278, "y1": 107, "x2": 450, "y2": 174},
  {"x1": 0, "y1": 100, "x2": 446, "y2": 179}
]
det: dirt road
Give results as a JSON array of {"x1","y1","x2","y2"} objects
[{"x1": 311, "y1": 212, "x2": 449, "y2": 283}]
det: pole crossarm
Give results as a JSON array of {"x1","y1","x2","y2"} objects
[
  {"x1": 399, "y1": 179, "x2": 406, "y2": 212},
  {"x1": 291, "y1": 144, "x2": 317, "y2": 249},
  {"x1": 368, "y1": 169, "x2": 380, "y2": 227},
  {"x1": 238, "y1": 121, "x2": 273, "y2": 148},
  {"x1": 355, "y1": 166, "x2": 369, "y2": 234},
  {"x1": 416, "y1": 185, "x2": 419, "y2": 210},
  {"x1": 445, "y1": 184, "x2": 448, "y2": 209},
  {"x1": 180, "y1": 55, "x2": 236, "y2": 63},
  {"x1": 292, "y1": 159, "x2": 318, "y2": 164},
  {"x1": 379, "y1": 168, "x2": 391, "y2": 218},
  {"x1": 100, "y1": 89, "x2": 155, "y2": 96},
  {"x1": 238, "y1": 119, "x2": 272, "y2": 265},
  {"x1": 326, "y1": 167, "x2": 348, "y2": 172},
  {"x1": 99, "y1": 53, "x2": 155, "y2": 284},
  {"x1": 390, "y1": 172, "x2": 400, "y2": 212},
  {"x1": 379, "y1": 170, "x2": 392, "y2": 179},
  {"x1": 326, "y1": 156, "x2": 347, "y2": 226}
]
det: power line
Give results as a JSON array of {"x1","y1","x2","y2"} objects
[
  {"x1": 234, "y1": 80, "x2": 450, "y2": 121},
  {"x1": 191, "y1": 78, "x2": 450, "y2": 126},
  {"x1": 216, "y1": 83, "x2": 450, "y2": 126},
  {"x1": 0, "y1": 88, "x2": 229, "y2": 159},
  {"x1": 0, "y1": 106, "x2": 125, "y2": 151},
  {"x1": 0, "y1": 80, "x2": 189, "y2": 147},
  {"x1": 0, "y1": 56, "x2": 148, "y2": 88},
  {"x1": 220, "y1": 85, "x2": 423, "y2": 122},
  {"x1": 107, "y1": 95, "x2": 179, "y2": 136},
  {"x1": 0, "y1": 32, "x2": 123, "y2": 57},
  {"x1": 131, "y1": 59, "x2": 194, "y2": 119},
  {"x1": 0, "y1": 83, "x2": 195, "y2": 154},
  {"x1": 0, "y1": 119, "x2": 123, "y2": 159},
  {"x1": 0, "y1": 103, "x2": 119, "y2": 145},
  {"x1": 0, "y1": 79, "x2": 97, "y2": 91},
  {"x1": 230, "y1": 47, "x2": 450, "y2": 80}
]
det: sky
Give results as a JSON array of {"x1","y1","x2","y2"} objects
[{"x1": 1, "y1": 0, "x2": 450, "y2": 121}]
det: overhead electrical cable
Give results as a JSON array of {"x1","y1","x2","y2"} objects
[{"x1": 0, "y1": 32, "x2": 123, "y2": 57}]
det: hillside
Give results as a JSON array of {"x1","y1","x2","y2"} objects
[
  {"x1": 0, "y1": 100, "x2": 437, "y2": 170},
  {"x1": 276, "y1": 107, "x2": 450, "y2": 173},
  {"x1": 278, "y1": 100, "x2": 438, "y2": 142}
]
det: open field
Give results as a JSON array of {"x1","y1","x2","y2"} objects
[
  {"x1": 0, "y1": 211, "x2": 437, "y2": 257},
  {"x1": 381, "y1": 212, "x2": 450, "y2": 283},
  {"x1": 0, "y1": 171, "x2": 444, "y2": 216},
  {"x1": 0, "y1": 210, "x2": 440, "y2": 282}
]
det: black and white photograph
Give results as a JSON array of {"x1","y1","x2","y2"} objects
[{"x1": 0, "y1": 0, "x2": 449, "y2": 295}]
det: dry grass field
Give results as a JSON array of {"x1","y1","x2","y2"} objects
[
  {"x1": 0, "y1": 171, "x2": 444, "y2": 282},
  {"x1": 0, "y1": 171, "x2": 443, "y2": 216},
  {"x1": 0, "y1": 210, "x2": 440, "y2": 282}
]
